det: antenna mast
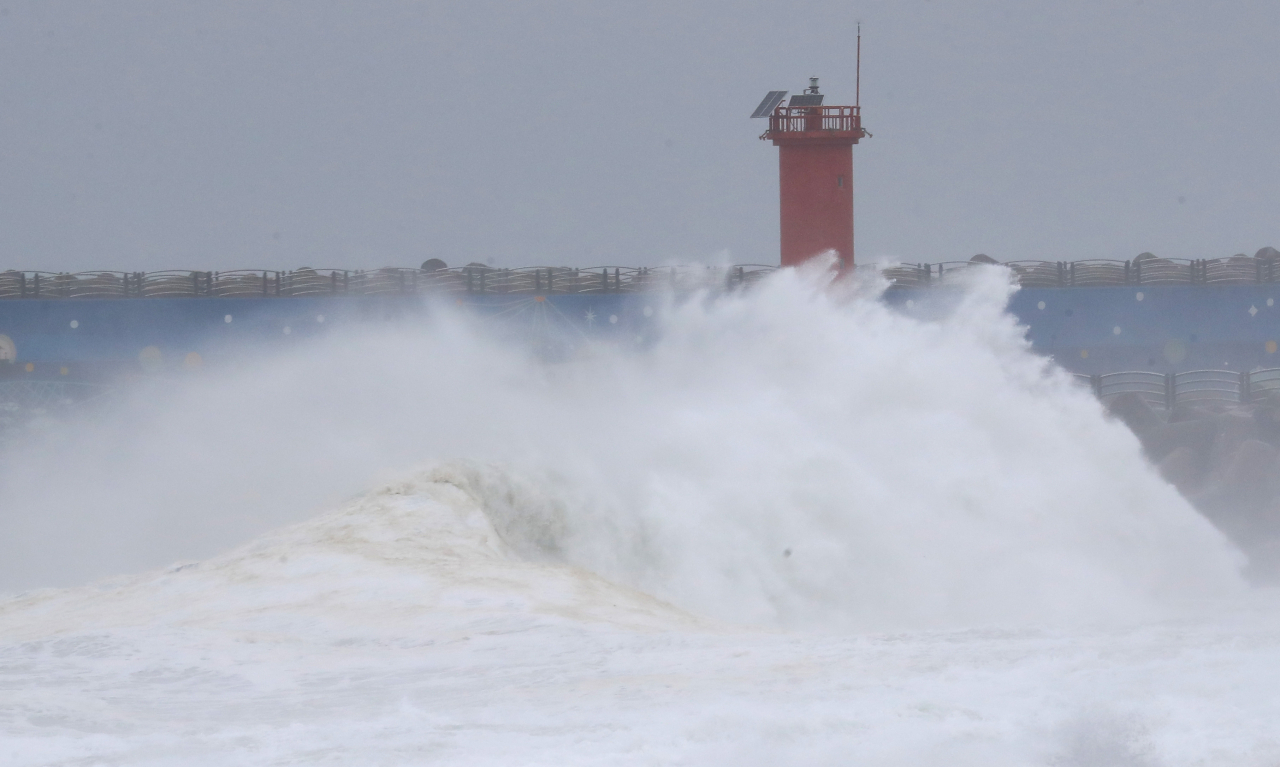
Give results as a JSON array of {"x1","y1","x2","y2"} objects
[{"x1": 856, "y1": 22, "x2": 861, "y2": 109}]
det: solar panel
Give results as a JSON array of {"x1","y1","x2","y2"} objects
[
  {"x1": 788, "y1": 93, "x2": 824, "y2": 107},
  {"x1": 750, "y1": 91, "x2": 788, "y2": 118}
]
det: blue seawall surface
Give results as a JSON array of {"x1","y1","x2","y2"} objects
[
  {"x1": 0, "y1": 293, "x2": 659, "y2": 379},
  {"x1": 886, "y1": 285, "x2": 1280, "y2": 374},
  {"x1": 1013, "y1": 286, "x2": 1280, "y2": 373},
  {"x1": 2, "y1": 285, "x2": 1280, "y2": 380}
]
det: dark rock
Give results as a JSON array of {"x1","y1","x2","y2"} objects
[
  {"x1": 421, "y1": 258, "x2": 448, "y2": 272},
  {"x1": 1220, "y1": 439, "x2": 1280, "y2": 495},
  {"x1": 1169, "y1": 403, "x2": 1221, "y2": 423},
  {"x1": 1107, "y1": 387, "x2": 1280, "y2": 581},
  {"x1": 1158, "y1": 445, "x2": 1205, "y2": 494},
  {"x1": 969, "y1": 254, "x2": 997, "y2": 264},
  {"x1": 1253, "y1": 400, "x2": 1280, "y2": 444},
  {"x1": 1142, "y1": 417, "x2": 1218, "y2": 463},
  {"x1": 1106, "y1": 392, "x2": 1164, "y2": 440},
  {"x1": 1205, "y1": 412, "x2": 1263, "y2": 473},
  {"x1": 1107, "y1": 391, "x2": 1224, "y2": 465},
  {"x1": 1256, "y1": 246, "x2": 1280, "y2": 260},
  {"x1": 1192, "y1": 439, "x2": 1280, "y2": 545}
]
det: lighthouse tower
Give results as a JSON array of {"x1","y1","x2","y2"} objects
[{"x1": 752, "y1": 70, "x2": 868, "y2": 268}]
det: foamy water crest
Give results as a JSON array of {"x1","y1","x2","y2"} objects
[{"x1": 0, "y1": 263, "x2": 1243, "y2": 630}]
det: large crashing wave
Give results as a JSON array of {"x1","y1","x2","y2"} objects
[
  {"x1": 0, "y1": 264, "x2": 1245, "y2": 630},
  {"x1": 0, "y1": 467, "x2": 694, "y2": 644}
]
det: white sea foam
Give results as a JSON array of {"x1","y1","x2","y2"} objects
[
  {"x1": 1, "y1": 463, "x2": 1277, "y2": 767},
  {"x1": 0, "y1": 262, "x2": 1269, "y2": 765}
]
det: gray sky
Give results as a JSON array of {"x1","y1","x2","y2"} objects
[{"x1": 1, "y1": 0, "x2": 1276, "y2": 271}]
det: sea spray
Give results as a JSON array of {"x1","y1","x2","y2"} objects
[
  {"x1": 437, "y1": 264, "x2": 1244, "y2": 628},
  {"x1": 0, "y1": 263, "x2": 1244, "y2": 630}
]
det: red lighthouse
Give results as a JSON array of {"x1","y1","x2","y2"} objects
[{"x1": 753, "y1": 71, "x2": 868, "y2": 268}]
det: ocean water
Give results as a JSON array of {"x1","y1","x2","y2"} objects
[{"x1": 1, "y1": 263, "x2": 1274, "y2": 765}]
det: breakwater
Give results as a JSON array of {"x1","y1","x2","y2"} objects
[{"x1": 2, "y1": 257, "x2": 1280, "y2": 382}]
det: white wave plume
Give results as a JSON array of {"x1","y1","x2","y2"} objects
[{"x1": 0, "y1": 263, "x2": 1244, "y2": 630}]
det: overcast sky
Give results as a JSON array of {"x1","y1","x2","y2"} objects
[{"x1": 1, "y1": 0, "x2": 1277, "y2": 271}]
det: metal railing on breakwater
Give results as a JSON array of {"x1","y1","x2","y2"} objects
[
  {"x1": 2, "y1": 256, "x2": 1279, "y2": 299},
  {"x1": 0, "y1": 265, "x2": 778, "y2": 299},
  {"x1": 1075, "y1": 368, "x2": 1280, "y2": 410},
  {"x1": 891, "y1": 257, "x2": 1280, "y2": 288}
]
